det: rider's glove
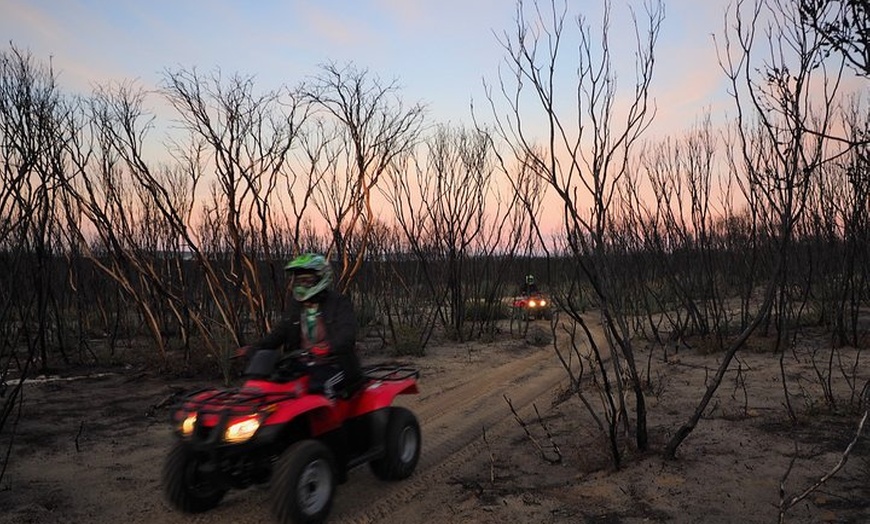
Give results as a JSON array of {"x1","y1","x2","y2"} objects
[
  {"x1": 311, "y1": 343, "x2": 330, "y2": 358},
  {"x1": 234, "y1": 345, "x2": 254, "y2": 359}
]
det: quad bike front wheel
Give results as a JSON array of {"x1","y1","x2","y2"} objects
[
  {"x1": 271, "y1": 439, "x2": 336, "y2": 524},
  {"x1": 509, "y1": 306, "x2": 530, "y2": 336},
  {"x1": 162, "y1": 441, "x2": 228, "y2": 513},
  {"x1": 369, "y1": 406, "x2": 421, "y2": 481}
]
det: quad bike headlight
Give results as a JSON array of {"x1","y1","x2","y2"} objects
[
  {"x1": 224, "y1": 414, "x2": 262, "y2": 444},
  {"x1": 180, "y1": 413, "x2": 197, "y2": 437},
  {"x1": 528, "y1": 300, "x2": 538, "y2": 308}
]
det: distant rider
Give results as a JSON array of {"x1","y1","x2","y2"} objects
[{"x1": 520, "y1": 274, "x2": 539, "y2": 296}]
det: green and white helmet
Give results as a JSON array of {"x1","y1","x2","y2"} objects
[{"x1": 285, "y1": 253, "x2": 333, "y2": 301}]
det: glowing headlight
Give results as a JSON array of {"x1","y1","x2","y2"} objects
[
  {"x1": 539, "y1": 299, "x2": 547, "y2": 307},
  {"x1": 181, "y1": 414, "x2": 197, "y2": 437},
  {"x1": 529, "y1": 300, "x2": 538, "y2": 307},
  {"x1": 224, "y1": 415, "x2": 262, "y2": 444}
]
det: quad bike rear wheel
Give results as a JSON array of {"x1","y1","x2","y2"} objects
[
  {"x1": 162, "y1": 441, "x2": 228, "y2": 513},
  {"x1": 369, "y1": 406, "x2": 421, "y2": 481},
  {"x1": 271, "y1": 439, "x2": 336, "y2": 524}
]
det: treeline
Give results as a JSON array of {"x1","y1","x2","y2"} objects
[{"x1": 2, "y1": 0, "x2": 869, "y2": 477}]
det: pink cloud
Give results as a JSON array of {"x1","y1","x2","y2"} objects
[
  {"x1": 2, "y1": 1, "x2": 140, "y2": 93},
  {"x1": 296, "y1": 4, "x2": 377, "y2": 49},
  {"x1": 375, "y1": 0, "x2": 425, "y2": 26},
  {"x1": 3, "y1": 2, "x2": 62, "y2": 45}
]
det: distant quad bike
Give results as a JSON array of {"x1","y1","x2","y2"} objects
[
  {"x1": 163, "y1": 349, "x2": 421, "y2": 524},
  {"x1": 509, "y1": 293, "x2": 553, "y2": 336},
  {"x1": 512, "y1": 292, "x2": 552, "y2": 321}
]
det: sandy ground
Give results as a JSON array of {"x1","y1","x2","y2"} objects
[{"x1": 1, "y1": 318, "x2": 869, "y2": 524}]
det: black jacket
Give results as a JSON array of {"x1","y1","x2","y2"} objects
[{"x1": 252, "y1": 290, "x2": 362, "y2": 383}]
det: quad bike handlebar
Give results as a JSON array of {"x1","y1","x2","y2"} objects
[{"x1": 242, "y1": 348, "x2": 340, "y2": 380}]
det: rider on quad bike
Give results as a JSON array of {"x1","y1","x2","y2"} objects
[
  {"x1": 163, "y1": 253, "x2": 421, "y2": 524},
  {"x1": 243, "y1": 253, "x2": 363, "y2": 399},
  {"x1": 513, "y1": 274, "x2": 551, "y2": 321}
]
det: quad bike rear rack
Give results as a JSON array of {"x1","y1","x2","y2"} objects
[{"x1": 362, "y1": 365, "x2": 419, "y2": 382}]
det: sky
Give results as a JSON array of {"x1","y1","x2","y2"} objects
[{"x1": 1, "y1": 0, "x2": 733, "y2": 137}]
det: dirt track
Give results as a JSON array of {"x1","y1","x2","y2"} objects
[
  {"x1": 0, "y1": 331, "x2": 568, "y2": 524},
  {"x1": 330, "y1": 342, "x2": 566, "y2": 523}
]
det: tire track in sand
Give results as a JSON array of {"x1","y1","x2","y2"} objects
[{"x1": 328, "y1": 344, "x2": 568, "y2": 523}]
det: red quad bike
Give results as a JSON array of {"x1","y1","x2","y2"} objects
[
  {"x1": 512, "y1": 292, "x2": 552, "y2": 321},
  {"x1": 163, "y1": 349, "x2": 421, "y2": 524}
]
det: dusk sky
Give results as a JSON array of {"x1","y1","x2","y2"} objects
[{"x1": 2, "y1": 0, "x2": 732, "y2": 138}]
